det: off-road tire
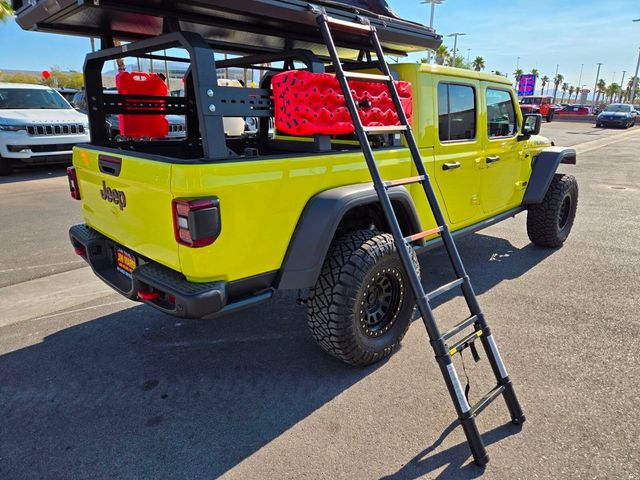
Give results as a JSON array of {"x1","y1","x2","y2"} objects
[
  {"x1": 546, "y1": 110, "x2": 554, "y2": 123},
  {"x1": 527, "y1": 174, "x2": 578, "y2": 247},
  {"x1": 0, "y1": 156, "x2": 11, "y2": 176},
  {"x1": 307, "y1": 229, "x2": 419, "y2": 366}
]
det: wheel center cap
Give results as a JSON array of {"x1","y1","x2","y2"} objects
[{"x1": 367, "y1": 288, "x2": 379, "y2": 307}]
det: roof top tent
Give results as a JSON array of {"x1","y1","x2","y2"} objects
[{"x1": 13, "y1": 0, "x2": 442, "y2": 161}]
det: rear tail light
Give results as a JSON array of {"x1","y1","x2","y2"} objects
[
  {"x1": 67, "y1": 166, "x2": 81, "y2": 200},
  {"x1": 172, "y1": 197, "x2": 221, "y2": 248}
]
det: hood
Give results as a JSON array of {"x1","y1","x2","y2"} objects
[
  {"x1": 0, "y1": 109, "x2": 88, "y2": 124},
  {"x1": 519, "y1": 104, "x2": 536, "y2": 111}
]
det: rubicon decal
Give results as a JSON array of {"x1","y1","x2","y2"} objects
[{"x1": 100, "y1": 181, "x2": 127, "y2": 210}]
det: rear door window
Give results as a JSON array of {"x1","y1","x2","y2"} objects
[{"x1": 438, "y1": 83, "x2": 476, "y2": 142}]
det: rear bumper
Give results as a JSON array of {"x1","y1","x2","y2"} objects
[{"x1": 69, "y1": 224, "x2": 272, "y2": 319}]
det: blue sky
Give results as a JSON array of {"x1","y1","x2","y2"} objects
[{"x1": 1, "y1": 0, "x2": 639, "y2": 89}]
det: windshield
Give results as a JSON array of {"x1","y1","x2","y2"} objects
[
  {"x1": 520, "y1": 97, "x2": 541, "y2": 105},
  {"x1": 603, "y1": 104, "x2": 631, "y2": 113},
  {"x1": 0, "y1": 88, "x2": 72, "y2": 110}
]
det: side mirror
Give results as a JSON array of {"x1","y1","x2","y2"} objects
[{"x1": 519, "y1": 113, "x2": 542, "y2": 139}]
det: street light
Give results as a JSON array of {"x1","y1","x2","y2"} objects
[
  {"x1": 447, "y1": 32, "x2": 466, "y2": 67},
  {"x1": 631, "y1": 48, "x2": 640, "y2": 104},
  {"x1": 420, "y1": 0, "x2": 445, "y2": 63},
  {"x1": 632, "y1": 19, "x2": 640, "y2": 103},
  {"x1": 593, "y1": 62, "x2": 603, "y2": 106}
]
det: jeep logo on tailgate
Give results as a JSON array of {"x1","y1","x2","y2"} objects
[{"x1": 100, "y1": 181, "x2": 126, "y2": 210}]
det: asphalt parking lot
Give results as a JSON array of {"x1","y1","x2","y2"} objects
[{"x1": 1, "y1": 121, "x2": 639, "y2": 479}]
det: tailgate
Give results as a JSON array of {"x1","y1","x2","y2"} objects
[{"x1": 73, "y1": 147, "x2": 179, "y2": 271}]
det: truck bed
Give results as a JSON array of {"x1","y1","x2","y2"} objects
[{"x1": 12, "y1": 0, "x2": 440, "y2": 56}]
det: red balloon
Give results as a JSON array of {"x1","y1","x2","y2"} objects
[{"x1": 42, "y1": 70, "x2": 51, "y2": 79}]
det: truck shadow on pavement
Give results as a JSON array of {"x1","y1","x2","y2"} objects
[
  {"x1": 418, "y1": 232, "x2": 556, "y2": 306},
  {"x1": 0, "y1": 233, "x2": 555, "y2": 479}
]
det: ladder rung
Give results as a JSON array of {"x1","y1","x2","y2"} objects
[
  {"x1": 405, "y1": 226, "x2": 443, "y2": 243},
  {"x1": 363, "y1": 125, "x2": 407, "y2": 135},
  {"x1": 443, "y1": 315, "x2": 479, "y2": 341},
  {"x1": 471, "y1": 384, "x2": 505, "y2": 417},
  {"x1": 344, "y1": 72, "x2": 392, "y2": 82},
  {"x1": 383, "y1": 175, "x2": 425, "y2": 188},
  {"x1": 449, "y1": 329, "x2": 483, "y2": 356},
  {"x1": 325, "y1": 16, "x2": 373, "y2": 33},
  {"x1": 426, "y1": 278, "x2": 465, "y2": 302}
]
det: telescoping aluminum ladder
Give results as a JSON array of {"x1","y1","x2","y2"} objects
[{"x1": 315, "y1": 10, "x2": 525, "y2": 467}]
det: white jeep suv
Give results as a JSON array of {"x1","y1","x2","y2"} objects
[{"x1": 0, "y1": 83, "x2": 90, "y2": 175}]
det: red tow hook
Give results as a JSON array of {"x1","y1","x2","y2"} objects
[
  {"x1": 138, "y1": 289, "x2": 162, "y2": 301},
  {"x1": 74, "y1": 246, "x2": 87, "y2": 257}
]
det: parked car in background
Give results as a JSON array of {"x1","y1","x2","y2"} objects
[
  {"x1": 596, "y1": 104, "x2": 637, "y2": 128},
  {"x1": 0, "y1": 83, "x2": 90, "y2": 175},
  {"x1": 557, "y1": 104, "x2": 592, "y2": 115},
  {"x1": 519, "y1": 95, "x2": 555, "y2": 122},
  {"x1": 56, "y1": 88, "x2": 79, "y2": 103}
]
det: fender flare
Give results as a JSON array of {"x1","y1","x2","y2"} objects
[
  {"x1": 522, "y1": 147, "x2": 576, "y2": 205},
  {"x1": 277, "y1": 184, "x2": 421, "y2": 290}
]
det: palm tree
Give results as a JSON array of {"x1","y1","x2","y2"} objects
[
  {"x1": 530, "y1": 68, "x2": 539, "y2": 78},
  {"x1": 552, "y1": 73, "x2": 564, "y2": 102},
  {"x1": 540, "y1": 75, "x2": 550, "y2": 96},
  {"x1": 607, "y1": 83, "x2": 621, "y2": 103},
  {"x1": 0, "y1": 1, "x2": 13, "y2": 21},
  {"x1": 595, "y1": 79, "x2": 606, "y2": 104},
  {"x1": 472, "y1": 56, "x2": 485, "y2": 72},
  {"x1": 568, "y1": 85, "x2": 575, "y2": 102},
  {"x1": 435, "y1": 45, "x2": 450, "y2": 66},
  {"x1": 452, "y1": 56, "x2": 469, "y2": 69},
  {"x1": 561, "y1": 82, "x2": 569, "y2": 102},
  {"x1": 514, "y1": 68, "x2": 524, "y2": 87}
]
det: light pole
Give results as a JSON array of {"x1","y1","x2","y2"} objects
[
  {"x1": 467, "y1": 48, "x2": 471, "y2": 65},
  {"x1": 632, "y1": 19, "x2": 640, "y2": 103},
  {"x1": 421, "y1": 0, "x2": 445, "y2": 63},
  {"x1": 620, "y1": 71, "x2": 627, "y2": 102},
  {"x1": 631, "y1": 48, "x2": 640, "y2": 104},
  {"x1": 593, "y1": 62, "x2": 603, "y2": 106},
  {"x1": 447, "y1": 32, "x2": 466, "y2": 67},
  {"x1": 577, "y1": 64, "x2": 584, "y2": 103},
  {"x1": 517, "y1": 56, "x2": 520, "y2": 70}
]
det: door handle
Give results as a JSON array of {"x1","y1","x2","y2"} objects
[
  {"x1": 486, "y1": 156, "x2": 500, "y2": 164},
  {"x1": 442, "y1": 162, "x2": 461, "y2": 171}
]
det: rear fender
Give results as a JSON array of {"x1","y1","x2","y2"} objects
[{"x1": 277, "y1": 184, "x2": 421, "y2": 290}]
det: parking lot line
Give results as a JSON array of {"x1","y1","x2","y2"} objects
[
  {"x1": 0, "y1": 267, "x2": 125, "y2": 328},
  {"x1": 573, "y1": 127, "x2": 640, "y2": 155}
]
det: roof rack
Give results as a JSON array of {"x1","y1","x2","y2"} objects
[{"x1": 13, "y1": 0, "x2": 441, "y2": 56}]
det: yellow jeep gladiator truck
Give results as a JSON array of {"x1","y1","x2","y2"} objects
[{"x1": 14, "y1": 0, "x2": 577, "y2": 368}]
